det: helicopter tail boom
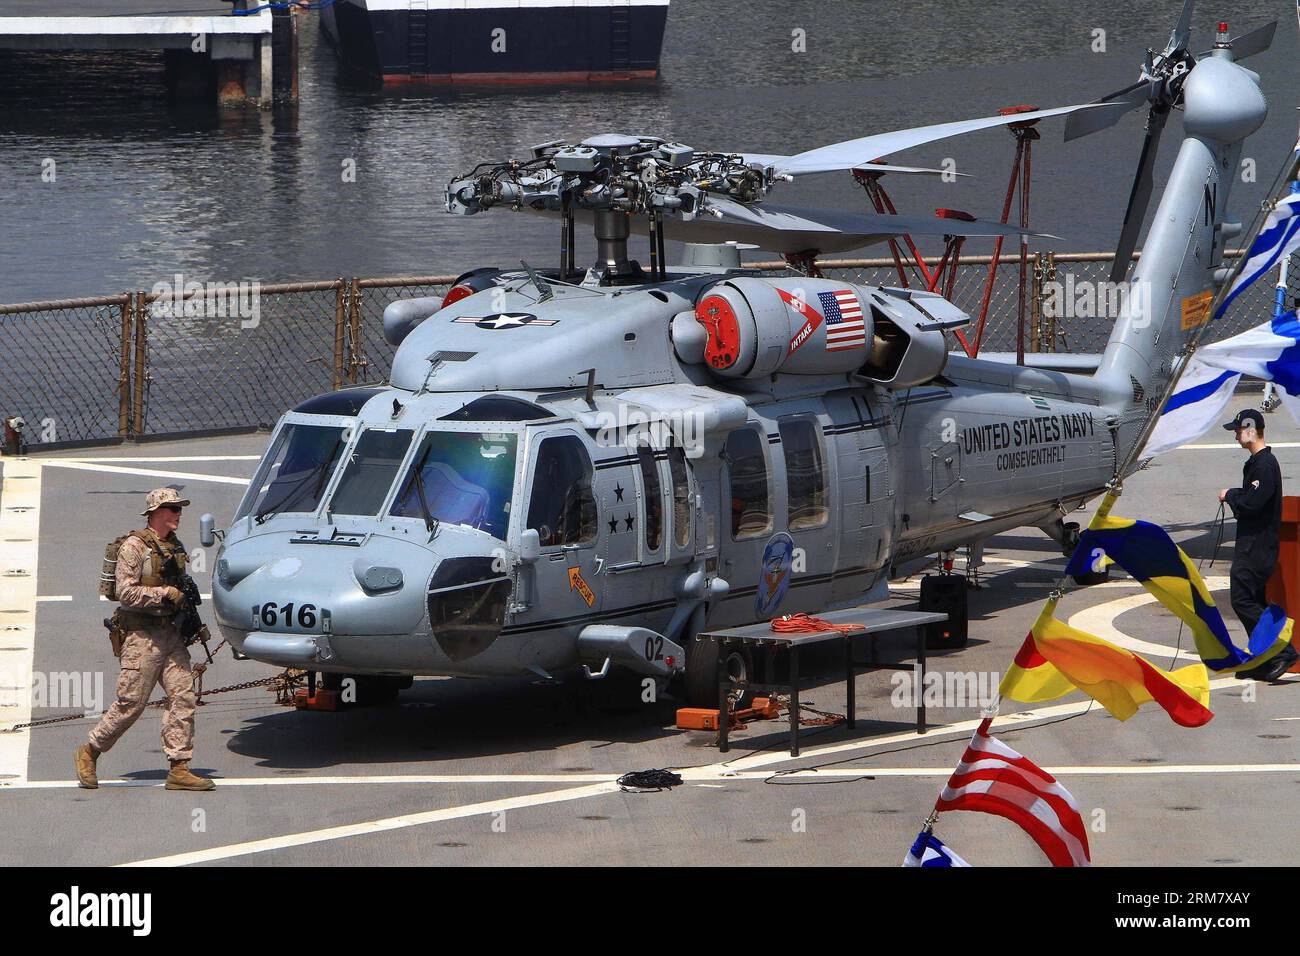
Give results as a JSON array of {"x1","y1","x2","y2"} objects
[{"x1": 1091, "y1": 49, "x2": 1266, "y2": 468}]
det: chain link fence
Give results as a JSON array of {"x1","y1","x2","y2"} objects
[{"x1": 0, "y1": 251, "x2": 1290, "y2": 451}]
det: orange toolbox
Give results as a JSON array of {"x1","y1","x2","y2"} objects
[{"x1": 676, "y1": 697, "x2": 780, "y2": 731}]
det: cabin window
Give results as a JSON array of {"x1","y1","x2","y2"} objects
[
  {"x1": 668, "y1": 446, "x2": 691, "y2": 549},
  {"x1": 526, "y1": 435, "x2": 597, "y2": 547},
  {"x1": 328, "y1": 428, "x2": 414, "y2": 516},
  {"x1": 636, "y1": 445, "x2": 663, "y2": 552},
  {"x1": 779, "y1": 418, "x2": 829, "y2": 531},
  {"x1": 726, "y1": 427, "x2": 772, "y2": 540}
]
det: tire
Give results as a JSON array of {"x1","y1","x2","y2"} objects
[
  {"x1": 1072, "y1": 566, "x2": 1110, "y2": 586},
  {"x1": 320, "y1": 673, "x2": 411, "y2": 705},
  {"x1": 683, "y1": 637, "x2": 755, "y2": 710}
]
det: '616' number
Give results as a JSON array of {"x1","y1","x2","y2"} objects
[{"x1": 260, "y1": 602, "x2": 317, "y2": 629}]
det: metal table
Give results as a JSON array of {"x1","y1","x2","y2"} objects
[{"x1": 698, "y1": 606, "x2": 949, "y2": 757}]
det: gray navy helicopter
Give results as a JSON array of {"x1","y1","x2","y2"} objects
[{"x1": 204, "y1": 2, "x2": 1275, "y2": 706}]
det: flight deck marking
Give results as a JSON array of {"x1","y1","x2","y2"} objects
[
  {"x1": 0, "y1": 459, "x2": 41, "y2": 783},
  {"x1": 116, "y1": 783, "x2": 622, "y2": 867},
  {"x1": 42, "y1": 456, "x2": 260, "y2": 463},
  {"x1": 7, "y1": 760, "x2": 1300, "y2": 793},
  {"x1": 40, "y1": 461, "x2": 250, "y2": 486},
  {"x1": 108, "y1": 675, "x2": 1260, "y2": 865},
  {"x1": 105, "y1": 569, "x2": 1262, "y2": 864}
]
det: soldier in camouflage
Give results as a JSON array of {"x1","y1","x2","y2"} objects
[{"x1": 75, "y1": 488, "x2": 216, "y2": 791}]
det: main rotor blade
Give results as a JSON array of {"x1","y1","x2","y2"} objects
[
  {"x1": 1198, "y1": 19, "x2": 1277, "y2": 60},
  {"x1": 525, "y1": 200, "x2": 1060, "y2": 257},
  {"x1": 1109, "y1": 107, "x2": 1170, "y2": 283},
  {"x1": 708, "y1": 197, "x2": 1060, "y2": 240},
  {"x1": 1165, "y1": 0, "x2": 1195, "y2": 56},
  {"x1": 769, "y1": 102, "x2": 1117, "y2": 177},
  {"x1": 738, "y1": 154, "x2": 970, "y2": 178},
  {"x1": 1063, "y1": 78, "x2": 1159, "y2": 141}
]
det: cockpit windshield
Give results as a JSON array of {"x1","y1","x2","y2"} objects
[
  {"x1": 390, "y1": 431, "x2": 518, "y2": 540},
  {"x1": 328, "y1": 428, "x2": 414, "y2": 516},
  {"x1": 239, "y1": 422, "x2": 347, "y2": 521}
]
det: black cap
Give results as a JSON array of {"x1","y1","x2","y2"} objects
[{"x1": 1223, "y1": 408, "x2": 1265, "y2": 431}]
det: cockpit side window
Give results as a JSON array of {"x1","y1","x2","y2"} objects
[
  {"x1": 328, "y1": 428, "x2": 414, "y2": 516},
  {"x1": 526, "y1": 435, "x2": 597, "y2": 548},
  {"x1": 239, "y1": 422, "x2": 346, "y2": 520},
  {"x1": 636, "y1": 445, "x2": 663, "y2": 552}
]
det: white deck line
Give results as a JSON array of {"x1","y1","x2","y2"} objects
[
  {"x1": 40, "y1": 460, "x2": 249, "y2": 487},
  {"x1": 8, "y1": 762, "x2": 1300, "y2": 792},
  {"x1": 0, "y1": 14, "x2": 272, "y2": 35},
  {"x1": 0, "y1": 460, "x2": 41, "y2": 785}
]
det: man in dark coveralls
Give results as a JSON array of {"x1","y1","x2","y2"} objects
[{"x1": 1218, "y1": 409, "x2": 1300, "y2": 681}]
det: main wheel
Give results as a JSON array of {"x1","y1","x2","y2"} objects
[
  {"x1": 321, "y1": 673, "x2": 411, "y2": 705},
  {"x1": 683, "y1": 637, "x2": 755, "y2": 710}
]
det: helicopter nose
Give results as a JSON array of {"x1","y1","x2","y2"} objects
[{"x1": 211, "y1": 536, "x2": 436, "y2": 668}]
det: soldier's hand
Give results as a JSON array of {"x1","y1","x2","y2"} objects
[{"x1": 161, "y1": 586, "x2": 184, "y2": 605}]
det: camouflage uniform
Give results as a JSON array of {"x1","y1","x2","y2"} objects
[{"x1": 87, "y1": 529, "x2": 197, "y2": 762}]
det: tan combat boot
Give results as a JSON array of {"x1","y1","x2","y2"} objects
[
  {"x1": 165, "y1": 760, "x2": 216, "y2": 791},
  {"x1": 74, "y1": 744, "x2": 98, "y2": 789}
]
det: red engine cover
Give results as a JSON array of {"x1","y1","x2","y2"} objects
[{"x1": 695, "y1": 294, "x2": 741, "y2": 370}]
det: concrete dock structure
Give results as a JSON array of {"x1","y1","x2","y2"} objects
[{"x1": 0, "y1": 1, "x2": 278, "y2": 107}]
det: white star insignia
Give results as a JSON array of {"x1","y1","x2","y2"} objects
[{"x1": 486, "y1": 313, "x2": 530, "y2": 328}]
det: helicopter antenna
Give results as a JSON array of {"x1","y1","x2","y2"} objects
[{"x1": 519, "y1": 259, "x2": 554, "y2": 302}]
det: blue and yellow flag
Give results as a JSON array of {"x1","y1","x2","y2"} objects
[{"x1": 1064, "y1": 514, "x2": 1292, "y2": 673}]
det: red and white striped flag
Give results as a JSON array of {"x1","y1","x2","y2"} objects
[{"x1": 935, "y1": 718, "x2": 1091, "y2": 867}]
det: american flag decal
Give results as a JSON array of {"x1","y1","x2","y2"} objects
[{"x1": 817, "y1": 290, "x2": 866, "y2": 351}]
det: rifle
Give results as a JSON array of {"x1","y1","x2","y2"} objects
[{"x1": 177, "y1": 573, "x2": 214, "y2": 665}]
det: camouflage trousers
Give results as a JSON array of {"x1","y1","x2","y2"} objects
[{"x1": 88, "y1": 623, "x2": 196, "y2": 762}]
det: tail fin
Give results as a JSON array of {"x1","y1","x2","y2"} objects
[{"x1": 1093, "y1": 50, "x2": 1266, "y2": 466}]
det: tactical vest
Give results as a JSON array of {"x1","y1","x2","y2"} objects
[
  {"x1": 133, "y1": 528, "x2": 188, "y2": 586},
  {"x1": 115, "y1": 529, "x2": 187, "y2": 630}
]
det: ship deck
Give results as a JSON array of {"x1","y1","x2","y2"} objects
[{"x1": 1, "y1": 417, "x2": 1297, "y2": 867}]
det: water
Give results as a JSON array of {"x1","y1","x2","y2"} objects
[{"x1": 0, "y1": 0, "x2": 1297, "y2": 303}]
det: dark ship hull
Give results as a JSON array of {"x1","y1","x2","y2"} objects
[{"x1": 321, "y1": 0, "x2": 668, "y2": 84}]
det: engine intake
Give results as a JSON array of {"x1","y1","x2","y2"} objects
[{"x1": 681, "y1": 278, "x2": 957, "y2": 387}]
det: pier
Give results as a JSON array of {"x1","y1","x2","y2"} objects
[{"x1": 0, "y1": 1, "x2": 294, "y2": 107}]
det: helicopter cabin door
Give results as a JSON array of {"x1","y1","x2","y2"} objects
[
  {"x1": 716, "y1": 420, "x2": 781, "y2": 627},
  {"x1": 517, "y1": 429, "x2": 603, "y2": 632},
  {"x1": 827, "y1": 392, "x2": 893, "y2": 604},
  {"x1": 772, "y1": 412, "x2": 835, "y2": 614}
]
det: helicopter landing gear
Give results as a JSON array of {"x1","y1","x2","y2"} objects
[
  {"x1": 683, "y1": 636, "x2": 755, "y2": 711},
  {"x1": 320, "y1": 673, "x2": 412, "y2": 706},
  {"x1": 1060, "y1": 520, "x2": 1110, "y2": 587}
]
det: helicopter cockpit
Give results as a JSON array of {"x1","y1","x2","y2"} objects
[{"x1": 235, "y1": 418, "x2": 519, "y2": 543}]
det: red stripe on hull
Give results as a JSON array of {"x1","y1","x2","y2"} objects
[{"x1": 381, "y1": 69, "x2": 659, "y2": 85}]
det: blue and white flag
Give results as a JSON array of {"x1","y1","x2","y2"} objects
[
  {"x1": 1146, "y1": 310, "x2": 1300, "y2": 457},
  {"x1": 1214, "y1": 192, "x2": 1300, "y2": 322},
  {"x1": 1145, "y1": 360, "x2": 1242, "y2": 458},
  {"x1": 902, "y1": 829, "x2": 971, "y2": 867}
]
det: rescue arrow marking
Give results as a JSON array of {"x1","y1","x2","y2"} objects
[{"x1": 567, "y1": 567, "x2": 595, "y2": 607}]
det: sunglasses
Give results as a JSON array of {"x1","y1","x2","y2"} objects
[{"x1": 159, "y1": 504, "x2": 184, "y2": 514}]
